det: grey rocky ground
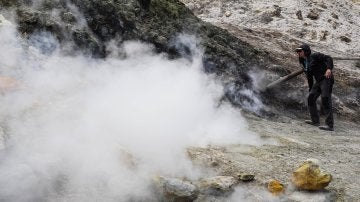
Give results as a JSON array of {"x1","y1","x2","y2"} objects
[{"x1": 188, "y1": 111, "x2": 360, "y2": 201}]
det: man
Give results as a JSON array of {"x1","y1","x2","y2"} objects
[{"x1": 296, "y1": 44, "x2": 334, "y2": 131}]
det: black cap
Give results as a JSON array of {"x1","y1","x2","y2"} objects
[
  {"x1": 295, "y1": 44, "x2": 311, "y2": 53},
  {"x1": 295, "y1": 44, "x2": 311, "y2": 55}
]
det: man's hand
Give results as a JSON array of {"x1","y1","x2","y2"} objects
[{"x1": 325, "y1": 69, "x2": 332, "y2": 78}]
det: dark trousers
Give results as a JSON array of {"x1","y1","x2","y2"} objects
[{"x1": 308, "y1": 79, "x2": 334, "y2": 127}]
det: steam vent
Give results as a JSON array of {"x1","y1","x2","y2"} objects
[{"x1": 0, "y1": 0, "x2": 359, "y2": 201}]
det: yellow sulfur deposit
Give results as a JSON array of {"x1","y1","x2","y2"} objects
[
  {"x1": 291, "y1": 159, "x2": 332, "y2": 191},
  {"x1": 267, "y1": 179, "x2": 284, "y2": 195}
]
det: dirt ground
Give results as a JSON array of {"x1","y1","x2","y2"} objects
[{"x1": 188, "y1": 112, "x2": 360, "y2": 201}]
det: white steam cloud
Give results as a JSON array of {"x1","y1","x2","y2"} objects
[{"x1": 0, "y1": 16, "x2": 263, "y2": 201}]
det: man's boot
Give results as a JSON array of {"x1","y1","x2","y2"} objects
[
  {"x1": 305, "y1": 120, "x2": 320, "y2": 126},
  {"x1": 319, "y1": 125, "x2": 334, "y2": 131}
]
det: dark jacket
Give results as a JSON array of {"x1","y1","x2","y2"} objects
[{"x1": 299, "y1": 52, "x2": 334, "y2": 90}]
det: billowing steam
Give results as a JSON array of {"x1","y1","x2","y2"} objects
[{"x1": 0, "y1": 13, "x2": 263, "y2": 201}]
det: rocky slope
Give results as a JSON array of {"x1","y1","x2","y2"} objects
[
  {"x1": 181, "y1": 0, "x2": 360, "y2": 55},
  {"x1": 0, "y1": 0, "x2": 271, "y2": 78}
]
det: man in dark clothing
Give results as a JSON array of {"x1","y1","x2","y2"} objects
[{"x1": 296, "y1": 44, "x2": 334, "y2": 131}]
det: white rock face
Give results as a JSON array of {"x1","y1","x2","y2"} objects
[{"x1": 180, "y1": 0, "x2": 360, "y2": 56}]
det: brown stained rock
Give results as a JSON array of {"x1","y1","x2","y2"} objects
[{"x1": 291, "y1": 159, "x2": 332, "y2": 191}]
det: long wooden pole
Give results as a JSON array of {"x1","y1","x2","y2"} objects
[{"x1": 265, "y1": 69, "x2": 304, "y2": 90}]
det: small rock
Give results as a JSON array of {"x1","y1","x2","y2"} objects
[
  {"x1": 186, "y1": 3, "x2": 196, "y2": 11},
  {"x1": 331, "y1": 12, "x2": 339, "y2": 19},
  {"x1": 320, "y1": 30, "x2": 329, "y2": 41},
  {"x1": 318, "y1": 2, "x2": 327, "y2": 9},
  {"x1": 210, "y1": 161, "x2": 219, "y2": 167},
  {"x1": 224, "y1": 11, "x2": 232, "y2": 17},
  {"x1": 310, "y1": 30, "x2": 317, "y2": 40},
  {"x1": 339, "y1": 36, "x2": 351, "y2": 43},
  {"x1": 153, "y1": 176, "x2": 199, "y2": 202},
  {"x1": 236, "y1": 173, "x2": 255, "y2": 182},
  {"x1": 307, "y1": 10, "x2": 319, "y2": 20},
  {"x1": 296, "y1": 10, "x2": 303, "y2": 20},
  {"x1": 355, "y1": 61, "x2": 360, "y2": 69},
  {"x1": 272, "y1": 5, "x2": 281, "y2": 17},
  {"x1": 332, "y1": 21, "x2": 339, "y2": 29},
  {"x1": 291, "y1": 159, "x2": 332, "y2": 191},
  {"x1": 260, "y1": 12, "x2": 273, "y2": 24},
  {"x1": 61, "y1": 12, "x2": 76, "y2": 23},
  {"x1": 267, "y1": 179, "x2": 284, "y2": 195},
  {"x1": 198, "y1": 176, "x2": 237, "y2": 196}
]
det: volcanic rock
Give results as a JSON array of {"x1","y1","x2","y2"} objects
[
  {"x1": 197, "y1": 176, "x2": 237, "y2": 196},
  {"x1": 153, "y1": 176, "x2": 199, "y2": 202},
  {"x1": 340, "y1": 36, "x2": 351, "y2": 43},
  {"x1": 291, "y1": 159, "x2": 332, "y2": 191},
  {"x1": 296, "y1": 10, "x2": 303, "y2": 20},
  {"x1": 236, "y1": 173, "x2": 255, "y2": 182},
  {"x1": 307, "y1": 9, "x2": 320, "y2": 20}
]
